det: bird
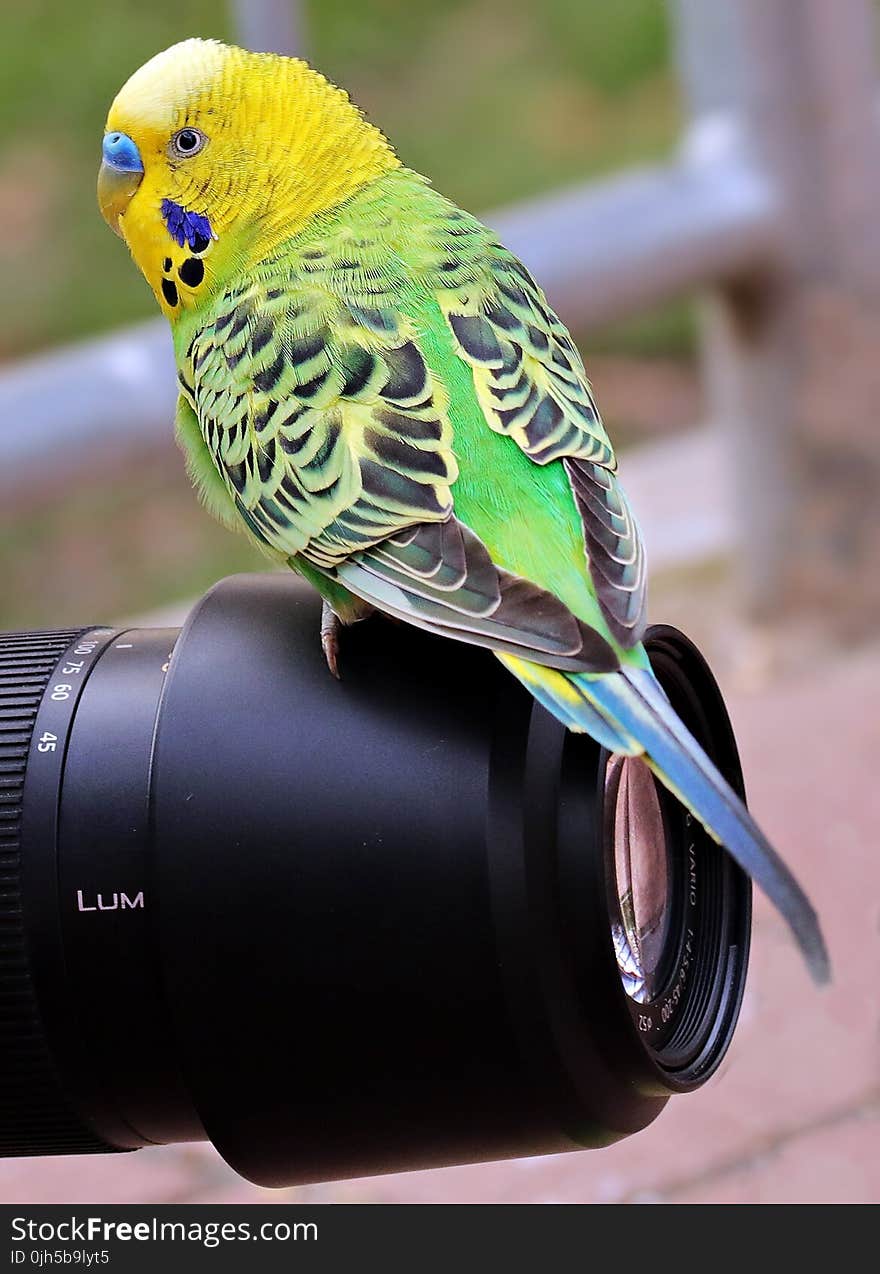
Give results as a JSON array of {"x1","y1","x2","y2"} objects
[{"x1": 98, "y1": 38, "x2": 828, "y2": 984}]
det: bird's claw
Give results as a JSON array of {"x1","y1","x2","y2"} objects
[{"x1": 321, "y1": 602, "x2": 342, "y2": 679}]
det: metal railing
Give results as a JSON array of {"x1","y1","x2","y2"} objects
[{"x1": 3, "y1": 1, "x2": 878, "y2": 615}]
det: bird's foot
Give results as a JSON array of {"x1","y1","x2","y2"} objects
[{"x1": 320, "y1": 602, "x2": 342, "y2": 679}]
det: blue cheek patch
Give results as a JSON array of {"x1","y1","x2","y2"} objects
[{"x1": 161, "y1": 199, "x2": 216, "y2": 252}]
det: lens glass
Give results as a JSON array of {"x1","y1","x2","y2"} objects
[{"x1": 604, "y1": 755, "x2": 671, "y2": 1003}]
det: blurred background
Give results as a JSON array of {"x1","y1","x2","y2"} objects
[{"x1": 1, "y1": 0, "x2": 877, "y2": 1204}]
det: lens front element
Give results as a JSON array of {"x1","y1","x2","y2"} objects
[
  {"x1": 591, "y1": 628, "x2": 752, "y2": 1091},
  {"x1": 604, "y1": 755, "x2": 671, "y2": 1004}
]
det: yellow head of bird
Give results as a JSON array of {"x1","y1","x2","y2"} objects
[{"x1": 99, "y1": 38, "x2": 399, "y2": 318}]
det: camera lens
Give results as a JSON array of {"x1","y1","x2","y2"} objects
[
  {"x1": 0, "y1": 575, "x2": 751, "y2": 1185},
  {"x1": 604, "y1": 755, "x2": 671, "y2": 1004}
]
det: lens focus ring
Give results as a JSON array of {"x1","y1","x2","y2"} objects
[{"x1": 0, "y1": 629, "x2": 112, "y2": 1155}]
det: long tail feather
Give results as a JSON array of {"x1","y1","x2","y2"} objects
[{"x1": 502, "y1": 655, "x2": 830, "y2": 986}]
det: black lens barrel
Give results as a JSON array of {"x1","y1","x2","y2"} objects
[
  {"x1": 0, "y1": 574, "x2": 750, "y2": 1186},
  {"x1": 150, "y1": 575, "x2": 666, "y2": 1187}
]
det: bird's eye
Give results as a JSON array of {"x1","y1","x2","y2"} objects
[{"x1": 170, "y1": 128, "x2": 207, "y2": 158}]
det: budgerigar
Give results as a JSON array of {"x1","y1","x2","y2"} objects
[{"x1": 98, "y1": 39, "x2": 828, "y2": 982}]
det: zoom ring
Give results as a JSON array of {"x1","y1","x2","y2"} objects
[{"x1": 0, "y1": 629, "x2": 111, "y2": 1154}]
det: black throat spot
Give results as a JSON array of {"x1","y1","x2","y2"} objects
[{"x1": 179, "y1": 257, "x2": 205, "y2": 288}]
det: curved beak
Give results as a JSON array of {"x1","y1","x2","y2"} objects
[{"x1": 98, "y1": 132, "x2": 144, "y2": 236}]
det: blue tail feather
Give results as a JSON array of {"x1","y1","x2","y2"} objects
[
  {"x1": 498, "y1": 653, "x2": 828, "y2": 985},
  {"x1": 571, "y1": 665, "x2": 829, "y2": 985}
]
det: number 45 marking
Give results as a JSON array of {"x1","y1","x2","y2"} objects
[{"x1": 37, "y1": 732, "x2": 58, "y2": 754}]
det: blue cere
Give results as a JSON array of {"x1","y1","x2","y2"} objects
[
  {"x1": 102, "y1": 132, "x2": 144, "y2": 173},
  {"x1": 161, "y1": 199, "x2": 215, "y2": 251}
]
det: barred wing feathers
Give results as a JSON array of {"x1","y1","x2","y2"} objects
[
  {"x1": 185, "y1": 273, "x2": 456, "y2": 565},
  {"x1": 437, "y1": 234, "x2": 647, "y2": 646},
  {"x1": 183, "y1": 257, "x2": 618, "y2": 674}
]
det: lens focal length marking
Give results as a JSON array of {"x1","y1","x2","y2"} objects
[{"x1": 21, "y1": 629, "x2": 116, "y2": 850}]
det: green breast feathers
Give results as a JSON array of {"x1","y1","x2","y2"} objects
[{"x1": 174, "y1": 169, "x2": 646, "y2": 670}]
